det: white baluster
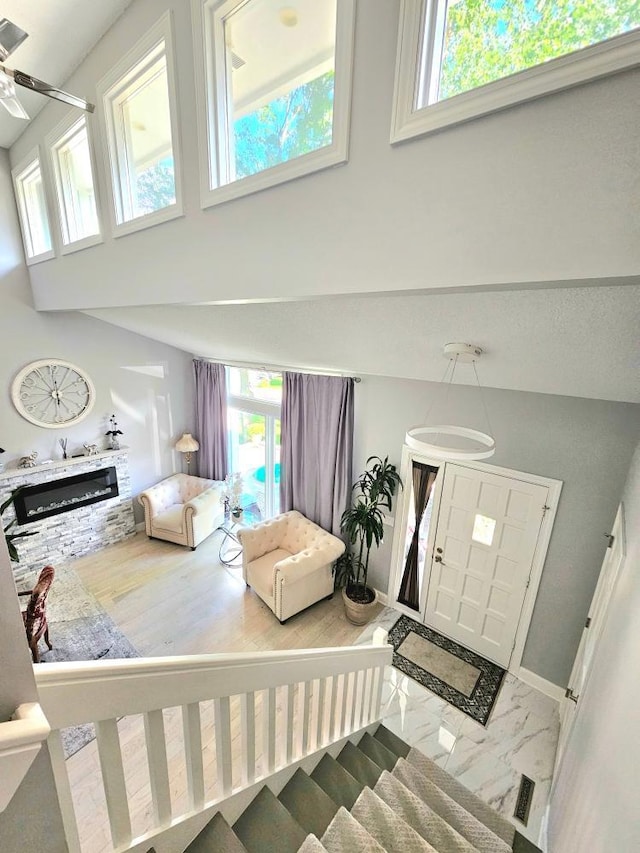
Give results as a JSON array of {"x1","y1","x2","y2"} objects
[
  {"x1": 241, "y1": 691, "x2": 256, "y2": 786},
  {"x1": 95, "y1": 718, "x2": 132, "y2": 848},
  {"x1": 315, "y1": 676, "x2": 326, "y2": 748},
  {"x1": 285, "y1": 683, "x2": 295, "y2": 764},
  {"x1": 340, "y1": 671, "x2": 352, "y2": 736},
  {"x1": 214, "y1": 696, "x2": 232, "y2": 796},
  {"x1": 47, "y1": 730, "x2": 82, "y2": 853},
  {"x1": 301, "y1": 680, "x2": 311, "y2": 755},
  {"x1": 328, "y1": 675, "x2": 338, "y2": 743},
  {"x1": 144, "y1": 709, "x2": 172, "y2": 828},
  {"x1": 182, "y1": 703, "x2": 204, "y2": 811},
  {"x1": 262, "y1": 687, "x2": 276, "y2": 774}
]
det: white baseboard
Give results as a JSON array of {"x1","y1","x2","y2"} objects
[
  {"x1": 374, "y1": 588, "x2": 389, "y2": 606},
  {"x1": 516, "y1": 666, "x2": 564, "y2": 702}
]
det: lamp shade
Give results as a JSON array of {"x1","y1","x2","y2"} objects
[{"x1": 175, "y1": 433, "x2": 199, "y2": 453}]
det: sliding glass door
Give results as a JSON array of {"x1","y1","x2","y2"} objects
[{"x1": 227, "y1": 368, "x2": 281, "y2": 520}]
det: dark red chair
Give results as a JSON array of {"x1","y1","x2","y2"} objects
[{"x1": 18, "y1": 565, "x2": 54, "y2": 663}]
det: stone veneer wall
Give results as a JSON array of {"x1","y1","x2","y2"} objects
[{"x1": 0, "y1": 449, "x2": 135, "y2": 585}]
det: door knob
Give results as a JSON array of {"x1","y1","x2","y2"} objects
[
  {"x1": 434, "y1": 555, "x2": 444, "y2": 563},
  {"x1": 436, "y1": 547, "x2": 443, "y2": 553}
]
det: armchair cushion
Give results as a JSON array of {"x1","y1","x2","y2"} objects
[
  {"x1": 138, "y1": 473, "x2": 225, "y2": 549},
  {"x1": 238, "y1": 510, "x2": 345, "y2": 622}
]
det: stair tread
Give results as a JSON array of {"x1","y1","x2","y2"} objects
[
  {"x1": 513, "y1": 831, "x2": 543, "y2": 853},
  {"x1": 279, "y1": 769, "x2": 339, "y2": 838},
  {"x1": 406, "y1": 747, "x2": 516, "y2": 846},
  {"x1": 373, "y1": 769, "x2": 479, "y2": 853},
  {"x1": 321, "y1": 806, "x2": 386, "y2": 853},
  {"x1": 298, "y1": 834, "x2": 328, "y2": 852},
  {"x1": 394, "y1": 758, "x2": 512, "y2": 853},
  {"x1": 233, "y1": 787, "x2": 307, "y2": 853},
  {"x1": 311, "y1": 754, "x2": 364, "y2": 810},
  {"x1": 336, "y1": 741, "x2": 382, "y2": 789},
  {"x1": 185, "y1": 812, "x2": 248, "y2": 853},
  {"x1": 373, "y1": 724, "x2": 411, "y2": 759},
  {"x1": 351, "y1": 786, "x2": 438, "y2": 852},
  {"x1": 358, "y1": 731, "x2": 400, "y2": 772}
]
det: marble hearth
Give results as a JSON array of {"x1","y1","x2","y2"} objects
[{"x1": 1, "y1": 449, "x2": 135, "y2": 585}]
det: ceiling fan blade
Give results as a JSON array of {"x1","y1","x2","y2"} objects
[
  {"x1": 0, "y1": 94, "x2": 28, "y2": 119},
  {"x1": 0, "y1": 19, "x2": 28, "y2": 62},
  {"x1": 1, "y1": 66, "x2": 94, "y2": 113}
]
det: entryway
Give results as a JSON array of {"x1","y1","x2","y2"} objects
[{"x1": 389, "y1": 449, "x2": 561, "y2": 671}]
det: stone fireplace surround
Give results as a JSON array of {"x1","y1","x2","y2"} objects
[{"x1": 1, "y1": 449, "x2": 135, "y2": 585}]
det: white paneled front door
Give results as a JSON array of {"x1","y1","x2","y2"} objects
[{"x1": 423, "y1": 463, "x2": 549, "y2": 668}]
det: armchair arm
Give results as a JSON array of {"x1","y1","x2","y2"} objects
[
  {"x1": 238, "y1": 515, "x2": 289, "y2": 563},
  {"x1": 138, "y1": 483, "x2": 176, "y2": 518},
  {"x1": 274, "y1": 537, "x2": 345, "y2": 584},
  {"x1": 183, "y1": 484, "x2": 223, "y2": 518}
]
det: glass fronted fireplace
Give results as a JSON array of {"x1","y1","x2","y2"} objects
[{"x1": 14, "y1": 466, "x2": 119, "y2": 524}]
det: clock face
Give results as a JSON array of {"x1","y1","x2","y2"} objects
[{"x1": 11, "y1": 360, "x2": 96, "y2": 428}]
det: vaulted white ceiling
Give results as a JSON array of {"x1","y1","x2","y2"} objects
[
  {"x1": 86, "y1": 284, "x2": 640, "y2": 404},
  {"x1": 0, "y1": 1, "x2": 133, "y2": 149}
]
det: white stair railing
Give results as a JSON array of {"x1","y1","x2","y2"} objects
[{"x1": 35, "y1": 642, "x2": 392, "y2": 853}]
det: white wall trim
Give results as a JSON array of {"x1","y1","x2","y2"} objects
[{"x1": 516, "y1": 666, "x2": 564, "y2": 702}]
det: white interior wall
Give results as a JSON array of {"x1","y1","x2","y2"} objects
[
  {"x1": 353, "y1": 374, "x2": 639, "y2": 687},
  {"x1": 9, "y1": 0, "x2": 640, "y2": 311},
  {"x1": 547, "y1": 438, "x2": 640, "y2": 852},
  {"x1": 0, "y1": 150, "x2": 195, "y2": 523}
]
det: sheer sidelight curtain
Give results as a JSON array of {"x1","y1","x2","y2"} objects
[
  {"x1": 397, "y1": 461, "x2": 439, "y2": 611},
  {"x1": 280, "y1": 372, "x2": 354, "y2": 537},
  {"x1": 193, "y1": 360, "x2": 229, "y2": 480}
]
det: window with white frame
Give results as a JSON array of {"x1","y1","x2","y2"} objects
[
  {"x1": 99, "y1": 14, "x2": 182, "y2": 233},
  {"x1": 12, "y1": 153, "x2": 53, "y2": 263},
  {"x1": 392, "y1": 0, "x2": 640, "y2": 142},
  {"x1": 49, "y1": 116, "x2": 100, "y2": 249},
  {"x1": 195, "y1": 0, "x2": 355, "y2": 206}
]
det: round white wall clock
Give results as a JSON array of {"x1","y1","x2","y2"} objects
[{"x1": 11, "y1": 359, "x2": 96, "y2": 428}]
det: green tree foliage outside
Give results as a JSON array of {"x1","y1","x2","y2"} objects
[
  {"x1": 135, "y1": 158, "x2": 176, "y2": 215},
  {"x1": 439, "y1": 0, "x2": 640, "y2": 101},
  {"x1": 234, "y1": 70, "x2": 334, "y2": 180}
]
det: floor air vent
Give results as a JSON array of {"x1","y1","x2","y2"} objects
[{"x1": 514, "y1": 775, "x2": 535, "y2": 824}]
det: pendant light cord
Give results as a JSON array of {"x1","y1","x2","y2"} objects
[{"x1": 473, "y1": 359, "x2": 494, "y2": 438}]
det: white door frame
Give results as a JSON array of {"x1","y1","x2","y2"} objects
[{"x1": 387, "y1": 444, "x2": 563, "y2": 675}]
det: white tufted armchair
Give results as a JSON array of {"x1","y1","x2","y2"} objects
[
  {"x1": 237, "y1": 510, "x2": 346, "y2": 623},
  {"x1": 138, "y1": 474, "x2": 225, "y2": 550}
]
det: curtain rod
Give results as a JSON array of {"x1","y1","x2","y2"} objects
[{"x1": 196, "y1": 356, "x2": 361, "y2": 383}]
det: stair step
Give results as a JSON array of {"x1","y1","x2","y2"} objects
[
  {"x1": 321, "y1": 806, "x2": 386, "y2": 853},
  {"x1": 185, "y1": 812, "x2": 248, "y2": 853},
  {"x1": 278, "y1": 769, "x2": 339, "y2": 838},
  {"x1": 358, "y1": 731, "x2": 400, "y2": 772},
  {"x1": 311, "y1": 754, "x2": 364, "y2": 810},
  {"x1": 393, "y1": 758, "x2": 512, "y2": 853},
  {"x1": 373, "y1": 769, "x2": 478, "y2": 853},
  {"x1": 513, "y1": 831, "x2": 543, "y2": 853},
  {"x1": 351, "y1": 786, "x2": 438, "y2": 852},
  {"x1": 232, "y1": 787, "x2": 307, "y2": 853},
  {"x1": 336, "y1": 741, "x2": 382, "y2": 789},
  {"x1": 406, "y1": 747, "x2": 516, "y2": 846},
  {"x1": 298, "y1": 835, "x2": 328, "y2": 852},
  {"x1": 373, "y1": 724, "x2": 411, "y2": 759}
]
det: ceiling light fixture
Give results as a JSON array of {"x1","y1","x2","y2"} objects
[
  {"x1": 279, "y1": 7, "x2": 299, "y2": 27},
  {"x1": 405, "y1": 343, "x2": 496, "y2": 461}
]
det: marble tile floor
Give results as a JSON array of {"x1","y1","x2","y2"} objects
[{"x1": 358, "y1": 607, "x2": 560, "y2": 849}]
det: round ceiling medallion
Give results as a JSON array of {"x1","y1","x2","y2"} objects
[{"x1": 11, "y1": 359, "x2": 96, "y2": 429}]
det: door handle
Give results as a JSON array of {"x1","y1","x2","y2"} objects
[{"x1": 434, "y1": 554, "x2": 445, "y2": 564}]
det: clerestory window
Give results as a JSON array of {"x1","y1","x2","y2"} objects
[
  {"x1": 12, "y1": 150, "x2": 54, "y2": 264},
  {"x1": 391, "y1": 0, "x2": 640, "y2": 142},
  {"x1": 193, "y1": 0, "x2": 356, "y2": 207}
]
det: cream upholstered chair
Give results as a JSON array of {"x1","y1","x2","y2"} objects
[
  {"x1": 238, "y1": 510, "x2": 346, "y2": 623},
  {"x1": 138, "y1": 473, "x2": 225, "y2": 549}
]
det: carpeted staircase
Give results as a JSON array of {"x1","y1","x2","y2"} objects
[{"x1": 184, "y1": 725, "x2": 541, "y2": 853}]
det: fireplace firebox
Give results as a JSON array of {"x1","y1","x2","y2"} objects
[{"x1": 14, "y1": 466, "x2": 119, "y2": 524}]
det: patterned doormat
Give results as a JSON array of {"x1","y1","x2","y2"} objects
[{"x1": 388, "y1": 615, "x2": 505, "y2": 725}]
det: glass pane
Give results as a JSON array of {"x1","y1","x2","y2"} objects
[
  {"x1": 228, "y1": 408, "x2": 266, "y2": 519},
  {"x1": 472, "y1": 513, "x2": 496, "y2": 547},
  {"x1": 434, "y1": 0, "x2": 640, "y2": 103},
  {"x1": 18, "y1": 160, "x2": 51, "y2": 257},
  {"x1": 223, "y1": 0, "x2": 337, "y2": 181},
  {"x1": 228, "y1": 367, "x2": 283, "y2": 403},
  {"x1": 401, "y1": 483, "x2": 435, "y2": 604},
  {"x1": 273, "y1": 417, "x2": 281, "y2": 516},
  {"x1": 55, "y1": 121, "x2": 99, "y2": 243},
  {"x1": 118, "y1": 51, "x2": 175, "y2": 218}
]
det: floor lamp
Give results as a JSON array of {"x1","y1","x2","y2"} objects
[{"x1": 175, "y1": 433, "x2": 199, "y2": 474}]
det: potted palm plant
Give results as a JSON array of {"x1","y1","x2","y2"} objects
[{"x1": 335, "y1": 456, "x2": 402, "y2": 625}]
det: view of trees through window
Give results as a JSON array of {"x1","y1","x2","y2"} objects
[
  {"x1": 136, "y1": 156, "x2": 176, "y2": 215},
  {"x1": 234, "y1": 70, "x2": 334, "y2": 180},
  {"x1": 437, "y1": 0, "x2": 640, "y2": 102}
]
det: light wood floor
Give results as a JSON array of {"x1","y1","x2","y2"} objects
[{"x1": 62, "y1": 530, "x2": 380, "y2": 852}]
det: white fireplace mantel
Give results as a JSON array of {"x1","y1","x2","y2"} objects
[{"x1": 0, "y1": 448, "x2": 128, "y2": 482}]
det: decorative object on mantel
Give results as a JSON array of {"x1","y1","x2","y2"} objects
[
  {"x1": 221, "y1": 471, "x2": 243, "y2": 519},
  {"x1": 58, "y1": 438, "x2": 68, "y2": 460},
  {"x1": 405, "y1": 342, "x2": 495, "y2": 461},
  {"x1": 11, "y1": 359, "x2": 96, "y2": 428},
  {"x1": 1, "y1": 487, "x2": 37, "y2": 562},
  {"x1": 19, "y1": 451, "x2": 38, "y2": 468},
  {"x1": 175, "y1": 433, "x2": 199, "y2": 474},
  {"x1": 0, "y1": 447, "x2": 4, "y2": 473},
  {"x1": 83, "y1": 443, "x2": 99, "y2": 456},
  {"x1": 334, "y1": 456, "x2": 402, "y2": 625},
  {"x1": 105, "y1": 414, "x2": 123, "y2": 450}
]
